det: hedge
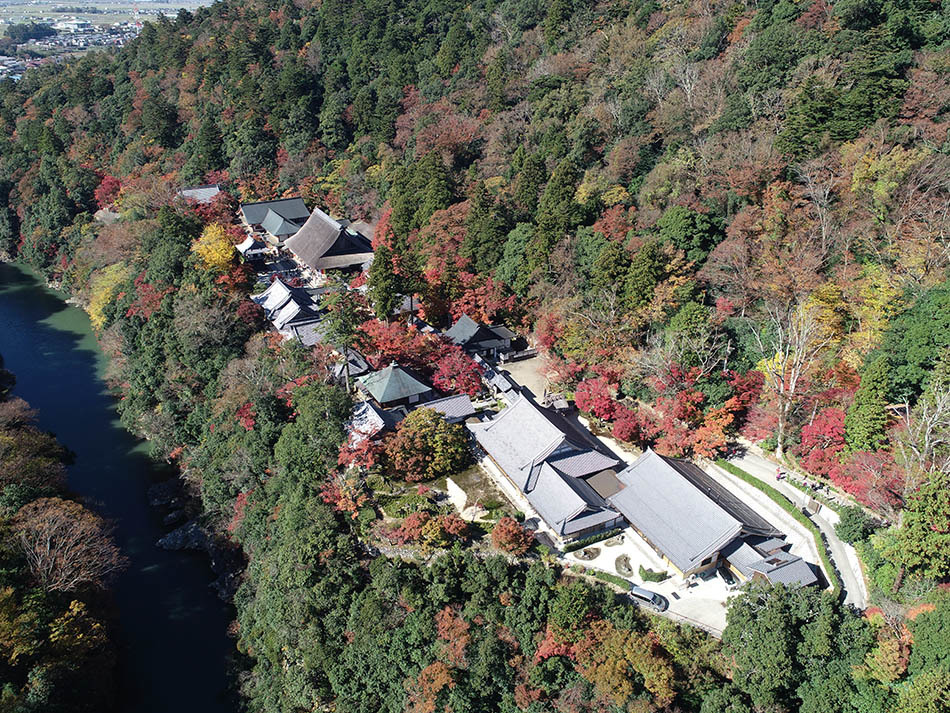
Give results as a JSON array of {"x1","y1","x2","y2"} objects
[
  {"x1": 563, "y1": 528, "x2": 625, "y2": 553},
  {"x1": 567, "y1": 564, "x2": 631, "y2": 590},
  {"x1": 639, "y1": 565, "x2": 670, "y2": 583},
  {"x1": 715, "y1": 460, "x2": 843, "y2": 598},
  {"x1": 586, "y1": 568, "x2": 631, "y2": 589}
]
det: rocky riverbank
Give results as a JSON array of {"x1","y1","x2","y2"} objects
[{"x1": 150, "y1": 479, "x2": 244, "y2": 600}]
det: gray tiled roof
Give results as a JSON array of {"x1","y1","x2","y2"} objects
[
  {"x1": 474, "y1": 355, "x2": 518, "y2": 393},
  {"x1": 526, "y1": 463, "x2": 619, "y2": 537},
  {"x1": 251, "y1": 280, "x2": 320, "y2": 328},
  {"x1": 424, "y1": 394, "x2": 476, "y2": 422},
  {"x1": 240, "y1": 197, "x2": 309, "y2": 226},
  {"x1": 260, "y1": 208, "x2": 300, "y2": 237},
  {"x1": 548, "y1": 450, "x2": 619, "y2": 478},
  {"x1": 236, "y1": 235, "x2": 267, "y2": 256},
  {"x1": 758, "y1": 556, "x2": 818, "y2": 587},
  {"x1": 445, "y1": 314, "x2": 482, "y2": 344},
  {"x1": 346, "y1": 401, "x2": 399, "y2": 443},
  {"x1": 468, "y1": 394, "x2": 569, "y2": 490},
  {"x1": 722, "y1": 537, "x2": 818, "y2": 587},
  {"x1": 609, "y1": 449, "x2": 742, "y2": 573},
  {"x1": 289, "y1": 321, "x2": 326, "y2": 347},
  {"x1": 357, "y1": 364, "x2": 432, "y2": 404},
  {"x1": 721, "y1": 540, "x2": 762, "y2": 578},
  {"x1": 666, "y1": 457, "x2": 783, "y2": 538},
  {"x1": 252, "y1": 279, "x2": 295, "y2": 314},
  {"x1": 445, "y1": 314, "x2": 514, "y2": 350},
  {"x1": 273, "y1": 300, "x2": 319, "y2": 330},
  {"x1": 332, "y1": 350, "x2": 371, "y2": 381},
  {"x1": 468, "y1": 393, "x2": 621, "y2": 537},
  {"x1": 179, "y1": 184, "x2": 221, "y2": 204},
  {"x1": 753, "y1": 537, "x2": 790, "y2": 554}
]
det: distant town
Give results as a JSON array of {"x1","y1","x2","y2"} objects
[{"x1": 0, "y1": 1, "x2": 211, "y2": 80}]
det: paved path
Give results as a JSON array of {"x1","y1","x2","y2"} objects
[{"x1": 726, "y1": 451, "x2": 868, "y2": 609}]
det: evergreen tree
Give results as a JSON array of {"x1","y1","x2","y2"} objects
[
  {"x1": 656, "y1": 205, "x2": 723, "y2": 264},
  {"x1": 495, "y1": 223, "x2": 534, "y2": 294},
  {"x1": 543, "y1": 0, "x2": 573, "y2": 49},
  {"x1": 623, "y1": 241, "x2": 662, "y2": 310},
  {"x1": 846, "y1": 355, "x2": 891, "y2": 452},
  {"x1": 514, "y1": 152, "x2": 547, "y2": 216},
  {"x1": 526, "y1": 159, "x2": 578, "y2": 275},
  {"x1": 321, "y1": 283, "x2": 365, "y2": 392},
  {"x1": 193, "y1": 116, "x2": 224, "y2": 175},
  {"x1": 388, "y1": 164, "x2": 415, "y2": 237},
  {"x1": 141, "y1": 94, "x2": 180, "y2": 148},
  {"x1": 886, "y1": 468, "x2": 950, "y2": 580},
  {"x1": 413, "y1": 153, "x2": 452, "y2": 229},
  {"x1": 462, "y1": 182, "x2": 507, "y2": 273},
  {"x1": 367, "y1": 244, "x2": 404, "y2": 322},
  {"x1": 590, "y1": 241, "x2": 629, "y2": 293},
  {"x1": 486, "y1": 51, "x2": 507, "y2": 112}
]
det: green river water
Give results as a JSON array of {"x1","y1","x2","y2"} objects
[{"x1": 0, "y1": 262, "x2": 234, "y2": 712}]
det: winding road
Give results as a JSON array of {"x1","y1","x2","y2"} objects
[{"x1": 726, "y1": 448, "x2": 869, "y2": 609}]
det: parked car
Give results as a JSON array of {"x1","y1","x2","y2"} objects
[
  {"x1": 718, "y1": 567, "x2": 738, "y2": 589},
  {"x1": 628, "y1": 584, "x2": 668, "y2": 612}
]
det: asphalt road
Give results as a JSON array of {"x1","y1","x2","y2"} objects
[{"x1": 727, "y1": 450, "x2": 869, "y2": 609}]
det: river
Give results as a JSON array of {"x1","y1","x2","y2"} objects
[{"x1": 0, "y1": 262, "x2": 234, "y2": 713}]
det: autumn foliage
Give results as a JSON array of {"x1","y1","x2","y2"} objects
[
  {"x1": 491, "y1": 516, "x2": 533, "y2": 556},
  {"x1": 383, "y1": 408, "x2": 469, "y2": 482},
  {"x1": 13, "y1": 497, "x2": 126, "y2": 592}
]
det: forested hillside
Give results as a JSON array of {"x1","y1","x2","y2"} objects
[
  {"x1": 0, "y1": 358, "x2": 123, "y2": 712},
  {"x1": 0, "y1": 0, "x2": 949, "y2": 711}
]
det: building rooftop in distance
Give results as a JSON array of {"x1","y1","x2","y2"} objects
[
  {"x1": 239, "y1": 197, "x2": 309, "y2": 228},
  {"x1": 423, "y1": 394, "x2": 476, "y2": 423},
  {"x1": 178, "y1": 184, "x2": 221, "y2": 204}
]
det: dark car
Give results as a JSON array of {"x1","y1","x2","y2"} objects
[
  {"x1": 629, "y1": 584, "x2": 668, "y2": 612},
  {"x1": 718, "y1": 567, "x2": 738, "y2": 589}
]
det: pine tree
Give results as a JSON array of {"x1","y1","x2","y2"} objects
[
  {"x1": 194, "y1": 116, "x2": 224, "y2": 175},
  {"x1": 590, "y1": 242, "x2": 629, "y2": 293},
  {"x1": 388, "y1": 164, "x2": 415, "y2": 237},
  {"x1": 414, "y1": 154, "x2": 452, "y2": 229},
  {"x1": 846, "y1": 355, "x2": 891, "y2": 452},
  {"x1": 543, "y1": 0, "x2": 573, "y2": 50},
  {"x1": 486, "y1": 51, "x2": 507, "y2": 111},
  {"x1": 886, "y1": 468, "x2": 950, "y2": 580},
  {"x1": 321, "y1": 283, "x2": 365, "y2": 392}
]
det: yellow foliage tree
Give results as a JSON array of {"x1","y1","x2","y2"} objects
[
  {"x1": 191, "y1": 223, "x2": 235, "y2": 273},
  {"x1": 844, "y1": 262, "x2": 903, "y2": 365},
  {"x1": 848, "y1": 143, "x2": 929, "y2": 221},
  {"x1": 86, "y1": 262, "x2": 129, "y2": 330},
  {"x1": 807, "y1": 282, "x2": 847, "y2": 352},
  {"x1": 601, "y1": 184, "x2": 630, "y2": 206}
]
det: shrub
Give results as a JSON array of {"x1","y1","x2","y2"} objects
[
  {"x1": 835, "y1": 505, "x2": 876, "y2": 544},
  {"x1": 639, "y1": 565, "x2": 670, "y2": 583},
  {"x1": 562, "y1": 528, "x2": 625, "y2": 553}
]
